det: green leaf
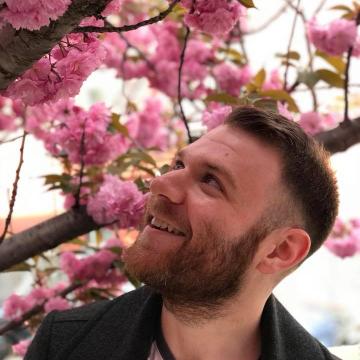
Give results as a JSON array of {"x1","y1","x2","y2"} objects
[
  {"x1": 218, "y1": 47, "x2": 244, "y2": 64},
  {"x1": 4, "y1": 262, "x2": 32, "y2": 272},
  {"x1": 246, "y1": 69, "x2": 266, "y2": 92},
  {"x1": 315, "y1": 50, "x2": 346, "y2": 74},
  {"x1": 276, "y1": 51, "x2": 300, "y2": 60},
  {"x1": 329, "y1": 5, "x2": 353, "y2": 12},
  {"x1": 297, "y1": 70, "x2": 319, "y2": 88},
  {"x1": 236, "y1": 0, "x2": 256, "y2": 8},
  {"x1": 205, "y1": 92, "x2": 240, "y2": 105},
  {"x1": 259, "y1": 90, "x2": 299, "y2": 112},
  {"x1": 111, "y1": 113, "x2": 129, "y2": 137},
  {"x1": 315, "y1": 69, "x2": 344, "y2": 88}
]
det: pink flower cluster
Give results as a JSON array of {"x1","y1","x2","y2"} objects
[
  {"x1": 0, "y1": 0, "x2": 71, "y2": 30},
  {"x1": 325, "y1": 218, "x2": 360, "y2": 258},
  {"x1": 103, "y1": 22, "x2": 214, "y2": 99},
  {"x1": 60, "y1": 249, "x2": 117, "y2": 282},
  {"x1": 213, "y1": 63, "x2": 251, "y2": 96},
  {"x1": 12, "y1": 339, "x2": 32, "y2": 357},
  {"x1": 0, "y1": 96, "x2": 23, "y2": 131},
  {"x1": 27, "y1": 99, "x2": 128, "y2": 165},
  {"x1": 263, "y1": 69, "x2": 283, "y2": 91},
  {"x1": 182, "y1": 0, "x2": 245, "y2": 36},
  {"x1": 87, "y1": 175, "x2": 145, "y2": 227},
  {"x1": 60, "y1": 239, "x2": 128, "y2": 295},
  {"x1": 126, "y1": 98, "x2": 169, "y2": 150},
  {"x1": 3, "y1": 283, "x2": 69, "y2": 321},
  {"x1": 148, "y1": 22, "x2": 214, "y2": 98},
  {"x1": 202, "y1": 102, "x2": 232, "y2": 131},
  {"x1": 6, "y1": 27, "x2": 106, "y2": 106},
  {"x1": 298, "y1": 111, "x2": 338, "y2": 135},
  {"x1": 307, "y1": 18, "x2": 360, "y2": 57}
]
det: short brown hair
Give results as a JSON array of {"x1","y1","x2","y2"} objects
[{"x1": 225, "y1": 106, "x2": 339, "y2": 257}]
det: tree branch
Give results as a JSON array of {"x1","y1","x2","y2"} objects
[
  {"x1": 315, "y1": 117, "x2": 360, "y2": 154},
  {"x1": 178, "y1": 25, "x2": 193, "y2": 143},
  {"x1": 0, "y1": 0, "x2": 113, "y2": 91},
  {"x1": 0, "y1": 206, "x2": 100, "y2": 272},
  {"x1": 0, "y1": 131, "x2": 27, "y2": 245},
  {"x1": 71, "y1": 0, "x2": 180, "y2": 34}
]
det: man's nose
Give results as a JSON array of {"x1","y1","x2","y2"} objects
[{"x1": 149, "y1": 170, "x2": 187, "y2": 204}]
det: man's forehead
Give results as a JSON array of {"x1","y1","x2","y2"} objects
[{"x1": 180, "y1": 124, "x2": 282, "y2": 196}]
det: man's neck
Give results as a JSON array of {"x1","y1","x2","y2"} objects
[{"x1": 160, "y1": 294, "x2": 266, "y2": 360}]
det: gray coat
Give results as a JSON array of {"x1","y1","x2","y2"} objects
[{"x1": 25, "y1": 286, "x2": 341, "y2": 360}]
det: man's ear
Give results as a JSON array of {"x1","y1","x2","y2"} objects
[{"x1": 256, "y1": 228, "x2": 311, "y2": 274}]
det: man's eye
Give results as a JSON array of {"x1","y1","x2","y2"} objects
[
  {"x1": 202, "y1": 173, "x2": 221, "y2": 191},
  {"x1": 172, "y1": 160, "x2": 184, "y2": 170}
]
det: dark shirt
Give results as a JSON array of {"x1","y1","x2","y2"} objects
[{"x1": 25, "y1": 286, "x2": 341, "y2": 360}]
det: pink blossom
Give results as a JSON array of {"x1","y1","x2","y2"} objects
[
  {"x1": 126, "y1": 98, "x2": 169, "y2": 150},
  {"x1": 3, "y1": 294, "x2": 30, "y2": 320},
  {"x1": 12, "y1": 339, "x2": 32, "y2": 357},
  {"x1": 6, "y1": 36, "x2": 106, "y2": 106},
  {"x1": 87, "y1": 175, "x2": 145, "y2": 227},
  {"x1": 44, "y1": 297, "x2": 70, "y2": 313},
  {"x1": 27, "y1": 100, "x2": 129, "y2": 165},
  {"x1": 202, "y1": 102, "x2": 232, "y2": 131},
  {"x1": 325, "y1": 235, "x2": 358, "y2": 258},
  {"x1": 299, "y1": 111, "x2": 339, "y2": 135},
  {"x1": 213, "y1": 63, "x2": 251, "y2": 96},
  {"x1": 0, "y1": 113, "x2": 15, "y2": 130},
  {"x1": 263, "y1": 69, "x2": 282, "y2": 91},
  {"x1": 102, "y1": 0, "x2": 122, "y2": 16},
  {"x1": 27, "y1": 287, "x2": 53, "y2": 307},
  {"x1": 307, "y1": 18, "x2": 357, "y2": 56},
  {"x1": 183, "y1": 0, "x2": 244, "y2": 36},
  {"x1": 1, "y1": 0, "x2": 71, "y2": 30},
  {"x1": 60, "y1": 249, "x2": 117, "y2": 282},
  {"x1": 277, "y1": 102, "x2": 293, "y2": 121}
]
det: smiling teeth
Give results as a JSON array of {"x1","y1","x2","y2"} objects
[{"x1": 151, "y1": 217, "x2": 183, "y2": 236}]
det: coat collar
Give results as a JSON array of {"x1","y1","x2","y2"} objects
[{"x1": 57, "y1": 287, "x2": 337, "y2": 360}]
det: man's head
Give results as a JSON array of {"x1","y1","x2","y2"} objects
[{"x1": 124, "y1": 106, "x2": 339, "y2": 312}]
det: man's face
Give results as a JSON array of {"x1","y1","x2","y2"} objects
[{"x1": 124, "y1": 125, "x2": 282, "y2": 307}]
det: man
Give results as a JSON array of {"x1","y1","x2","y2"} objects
[{"x1": 25, "y1": 106, "x2": 340, "y2": 360}]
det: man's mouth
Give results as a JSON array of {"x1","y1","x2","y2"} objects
[{"x1": 149, "y1": 216, "x2": 186, "y2": 237}]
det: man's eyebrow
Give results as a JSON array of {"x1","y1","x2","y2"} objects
[{"x1": 176, "y1": 149, "x2": 237, "y2": 190}]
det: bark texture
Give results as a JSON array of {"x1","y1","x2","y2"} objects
[
  {"x1": 0, "y1": 206, "x2": 100, "y2": 271},
  {"x1": 315, "y1": 117, "x2": 360, "y2": 154},
  {"x1": 0, "y1": 0, "x2": 112, "y2": 90}
]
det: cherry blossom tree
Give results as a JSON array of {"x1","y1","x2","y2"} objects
[{"x1": 0, "y1": 0, "x2": 360, "y2": 356}]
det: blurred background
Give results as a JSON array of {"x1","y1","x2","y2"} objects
[{"x1": 1, "y1": 0, "x2": 360, "y2": 358}]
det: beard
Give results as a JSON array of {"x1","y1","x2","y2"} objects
[{"x1": 124, "y1": 195, "x2": 271, "y2": 320}]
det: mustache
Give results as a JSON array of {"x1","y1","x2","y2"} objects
[{"x1": 142, "y1": 194, "x2": 191, "y2": 237}]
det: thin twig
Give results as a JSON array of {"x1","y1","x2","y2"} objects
[
  {"x1": 0, "y1": 134, "x2": 24, "y2": 145},
  {"x1": 245, "y1": 3, "x2": 290, "y2": 35},
  {"x1": 284, "y1": 0, "x2": 301, "y2": 90},
  {"x1": 177, "y1": 25, "x2": 193, "y2": 143},
  {"x1": 284, "y1": 0, "x2": 318, "y2": 110},
  {"x1": 74, "y1": 121, "x2": 86, "y2": 208},
  {"x1": 118, "y1": 33, "x2": 155, "y2": 71},
  {"x1": 0, "y1": 281, "x2": 84, "y2": 335},
  {"x1": 71, "y1": 0, "x2": 180, "y2": 34},
  {"x1": 313, "y1": 0, "x2": 328, "y2": 16},
  {"x1": 342, "y1": 12, "x2": 360, "y2": 125},
  {"x1": 0, "y1": 131, "x2": 27, "y2": 245}
]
